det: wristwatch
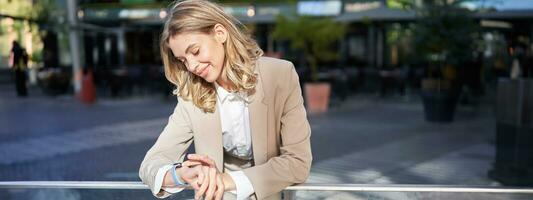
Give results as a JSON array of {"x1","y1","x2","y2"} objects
[{"x1": 171, "y1": 162, "x2": 188, "y2": 186}]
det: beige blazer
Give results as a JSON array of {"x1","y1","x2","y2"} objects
[{"x1": 139, "y1": 57, "x2": 313, "y2": 199}]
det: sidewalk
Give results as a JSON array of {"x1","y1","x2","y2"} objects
[
  {"x1": 297, "y1": 95, "x2": 526, "y2": 199},
  {"x1": 0, "y1": 87, "x2": 527, "y2": 199},
  {"x1": 0, "y1": 83, "x2": 175, "y2": 143}
]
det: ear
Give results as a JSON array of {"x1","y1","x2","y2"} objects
[{"x1": 213, "y1": 23, "x2": 228, "y2": 44}]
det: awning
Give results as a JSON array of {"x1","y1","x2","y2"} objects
[
  {"x1": 336, "y1": 7, "x2": 415, "y2": 22},
  {"x1": 474, "y1": 9, "x2": 533, "y2": 19}
]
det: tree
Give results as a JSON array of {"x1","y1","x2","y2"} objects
[
  {"x1": 0, "y1": 0, "x2": 63, "y2": 64},
  {"x1": 272, "y1": 15, "x2": 346, "y2": 82},
  {"x1": 411, "y1": 0, "x2": 479, "y2": 78}
]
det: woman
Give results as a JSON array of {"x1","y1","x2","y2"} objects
[{"x1": 139, "y1": 1, "x2": 312, "y2": 199}]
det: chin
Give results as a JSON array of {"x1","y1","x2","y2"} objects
[
  {"x1": 203, "y1": 71, "x2": 220, "y2": 83},
  {"x1": 203, "y1": 76, "x2": 216, "y2": 83}
]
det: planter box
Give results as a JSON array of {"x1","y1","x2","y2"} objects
[
  {"x1": 420, "y1": 79, "x2": 459, "y2": 122},
  {"x1": 304, "y1": 83, "x2": 331, "y2": 114},
  {"x1": 421, "y1": 90, "x2": 457, "y2": 122},
  {"x1": 37, "y1": 68, "x2": 71, "y2": 96},
  {"x1": 489, "y1": 78, "x2": 533, "y2": 186}
]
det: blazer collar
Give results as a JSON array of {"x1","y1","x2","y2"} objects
[{"x1": 247, "y1": 61, "x2": 266, "y2": 104}]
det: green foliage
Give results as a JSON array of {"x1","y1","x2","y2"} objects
[
  {"x1": 272, "y1": 15, "x2": 346, "y2": 82},
  {"x1": 217, "y1": 0, "x2": 295, "y2": 3},
  {"x1": 411, "y1": 0, "x2": 480, "y2": 68},
  {"x1": 387, "y1": 0, "x2": 417, "y2": 9},
  {"x1": 0, "y1": 0, "x2": 63, "y2": 64},
  {"x1": 32, "y1": 0, "x2": 61, "y2": 23},
  {"x1": 0, "y1": 0, "x2": 33, "y2": 18},
  {"x1": 121, "y1": 0, "x2": 156, "y2": 4}
]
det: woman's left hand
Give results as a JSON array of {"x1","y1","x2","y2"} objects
[
  {"x1": 187, "y1": 154, "x2": 225, "y2": 200},
  {"x1": 187, "y1": 154, "x2": 216, "y2": 167}
]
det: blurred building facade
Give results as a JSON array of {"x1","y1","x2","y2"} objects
[
  {"x1": 75, "y1": 0, "x2": 533, "y2": 92},
  {"x1": 1, "y1": 0, "x2": 532, "y2": 95}
]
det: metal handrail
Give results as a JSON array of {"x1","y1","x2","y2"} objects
[{"x1": 1, "y1": 182, "x2": 533, "y2": 194}]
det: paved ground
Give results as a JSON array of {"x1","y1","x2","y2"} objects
[{"x1": 0, "y1": 83, "x2": 530, "y2": 199}]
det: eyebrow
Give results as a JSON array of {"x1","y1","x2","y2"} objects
[{"x1": 176, "y1": 43, "x2": 197, "y2": 60}]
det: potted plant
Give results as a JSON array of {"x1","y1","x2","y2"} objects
[
  {"x1": 272, "y1": 15, "x2": 346, "y2": 114},
  {"x1": 410, "y1": 0, "x2": 478, "y2": 122}
]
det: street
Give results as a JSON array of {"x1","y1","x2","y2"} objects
[{"x1": 0, "y1": 84, "x2": 529, "y2": 199}]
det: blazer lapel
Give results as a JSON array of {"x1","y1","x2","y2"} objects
[
  {"x1": 248, "y1": 63, "x2": 268, "y2": 165},
  {"x1": 196, "y1": 106, "x2": 224, "y2": 171}
]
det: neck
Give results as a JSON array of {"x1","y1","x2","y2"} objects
[{"x1": 216, "y1": 69, "x2": 234, "y2": 91}]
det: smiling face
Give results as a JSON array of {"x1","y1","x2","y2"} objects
[{"x1": 168, "y1": 24, "x2": 227, "y2": 83}]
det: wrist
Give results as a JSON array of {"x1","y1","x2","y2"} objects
[
  {"x1": 163, "y1": 170, "x2": 178, "y2": 187},
  {"x1": 171, "y1": 164, "x2": 187, "y2": 186},
  {"x1": 221, "y1": 172, "x2": 236, "y2": 191}
]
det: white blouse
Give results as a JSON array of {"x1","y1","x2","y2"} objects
[{"x1": 216, "y1": 85, "x2": 253, "y2": 160}]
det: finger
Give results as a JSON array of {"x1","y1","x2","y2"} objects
[
  {"x1": 215, "y1": 174, "x2": 224, "y2": 200},
  {"x1": 187, "y1": 154, "x2": 200, "y2": 159},
  {"x1": 182, "y1": 160, "x2": 203, "y2": 167},
  {"x1": 187, "y1": 154, "x2": 201, "y2": 160},
  {"x1": 196, "y1": 166, "x2": 205, "y2": 186},
  {"x1": 190, "y1": 178, "x2": 200, "y2": 191},
  {"x1": 196, "y1": 166, "x2": 210, "y2": 199},
  {"x1": 205, "y1": 168, "x2": 217, "y2": 200},
  {"x1": 188, "y1": 154, "x2": 216, "y2": 167},
  {"x1": 194, "y1": 189, "x2": 200, "y2": 200}
]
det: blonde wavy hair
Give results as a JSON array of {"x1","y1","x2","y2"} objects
[{"x1": 160, "y1": 0, "x2": 263, "y2": 113}]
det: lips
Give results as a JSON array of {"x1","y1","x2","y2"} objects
[{"x1": 197, "y1": 65, "x2": 209, "y2": 77}]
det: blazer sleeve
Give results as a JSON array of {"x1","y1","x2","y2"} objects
[
  {"x1": 139, "y1": 99, "x2": 194, "y2": 198},
  {"x1": 243, "y1": 63, "x2": 313, "y2": 199}
]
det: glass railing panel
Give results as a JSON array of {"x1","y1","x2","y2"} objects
[
  {"x1": 2, "y1": 189, "x2": 533, "y2": 200},
  {"x1": 294, "y1": 191, "x2": 533, "y2": 200},
  {"x1": 2, "y1": 182, "x2": 533, "y2": 200},
  {"x1": 0, "y1": 188, "x2": 196, "y2": 200}
]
